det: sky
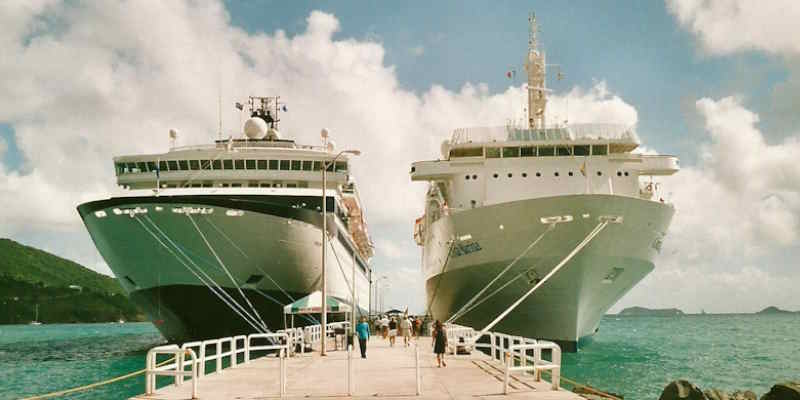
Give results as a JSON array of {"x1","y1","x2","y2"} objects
[{"x1": 1, "y1": 0, "x2": 799, "y2": 315}]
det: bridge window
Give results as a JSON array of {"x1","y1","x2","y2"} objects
[
  {"x1": 557, "y1": 146, "x2": 572, "y2": 156},
  {"x1": 450, "y1": 147, "x2": 483, "y2": 158},
  {"x1": 212, "y1": 160, "x2": 221, "y2": 170},
  {"x1": 137, "y1": 162, "x2": 149, "y2": 172},
  {"x1": 168, "y1": 160, "x2": 178, "y2": 171},
  {"x1": 201, "y1": 160, "x2": 212, "y2": 170},
  {"x1": 502, "y1": 147, "x2": 520, "y2": 158},
  {"x1": 246, "y1": 159, "x2": 256, "y2": 170},
  {"x1": 223, "y1": 159, "x2": 233, "y2": 170},
  {"x1": 521, "y1": 146, "x2": 536, "y2": 157},
  {"x1": 177, "y1": 160, "x2": 187, "y2": 170},
  {"x1": 115, "y1": 163, "x2": 125, "y2": 175},
  {"x1": 269, "y1": 160, "x2": 279, "y2": 170},
  {"x1": 257, "y1": 160, "x2": 268, "y2": 170},
  {"x1": 592, "y1": 145, "x2": 608, "y2": 156},
  {"x1": 302, "y1": 161, "x2": 313, "y2": 171},
  {"x1": 335, "y1": 161, "x2": 347, "y2": 172},
  {"x1": 286, "y1": 183, "x2": 297, "y2": 188},
  {"x1": 573, "y1": 145, "x2": 590, "y2": 156},
  {"x1": 159, "y1": 161, "x2": 168, "y2": 172},
  {"x1": 189, "y1": 160, "x2": 200, "y2": 170},
  {"x1": 568, "y1": 171, "x2": 574, "y2": 176},
  {"x1": 313, "y1": 161, "x2": 323, "y2": 171},
  {"x1": 231, "y1": 183, "x2": 242, "y2": 187},
  {"x1": 146, "y1": 161, "x2": 157, "y2": 172},
  {"x1": 260, "y1": 183, "x2": 271, "y2": 188},
  {"x1": 486, "y1": 147, "x2": 501, "y2": 158},
  {"x1": 280, "y1": 160, "x2": 290, "y2": 170},
  {"x1": 234, "y1": 159, "x2": 245, "y2": 170},
  {"x1": 538, "y1": 146, "x2": 554, "y2": 156},
  {"x1": 291, "y1": 160, "x2": 302, "y2": 170}
]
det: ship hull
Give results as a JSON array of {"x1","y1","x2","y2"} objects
[
  {"x1": 423, "y1": 194, "x2": 673, "y2": 351},
  {"x1": 78, "y1": 194, "x2": 370, "y2": 343}
]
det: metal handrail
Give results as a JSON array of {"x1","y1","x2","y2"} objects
[{"x1": 145, "y1": 345, "x2": 197, "y2": 398}]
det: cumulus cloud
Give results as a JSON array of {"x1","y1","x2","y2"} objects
[{"x1": 666, "y1": 0, "x2": 800, "y2": 55}]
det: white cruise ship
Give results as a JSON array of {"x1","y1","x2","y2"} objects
[
  {"x1": 410, "y1": 14, "x2": 679, "y2": 351},
  {"x1": 78, "y1": 96, "x2": 372, "y2": 342}
]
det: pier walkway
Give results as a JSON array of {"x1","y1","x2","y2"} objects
[{"x1": 132, "y1": 336, "x2": 582, "y2": 400}]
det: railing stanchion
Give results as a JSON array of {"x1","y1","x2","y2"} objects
[
  {"x1": 503, "y1": 351, "x2": 511, "y2": 394},
  {"x1": 415, "y1": 343, "x2": 421, "y2": 396}
]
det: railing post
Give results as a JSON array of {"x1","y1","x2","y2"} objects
[
  {"x1": 199, "y1": 342, "x2": 207, "y2": 378},
  {"x1": 280, "y1": 348, "x2": 286, "y2": 397},
  {"x1": 245, "y1": 335, "x2": 251, "y2": 363},
  {"x1": 415, "y1": 343, "x2": 421, "y2": 396},
  {"x1": 177, "y1": 350, "x2": 184, "y2": 386},
  {"x1": 216, "y1": 340, "x2": 222, "y2": 373},
  {"x1": 503, "y1": 351, "x2": 511, "y2": 394},
  {"x1": 231, "y1": 337, "x2": 237, "y2": 368},
  {"x1": 347, "y1": 344, "x2": 353, "y2": 395}
]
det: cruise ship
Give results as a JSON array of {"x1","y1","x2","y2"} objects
[
  {"x1": 78, "y1": 96, "x2": 373, "y2": 342},
  {"x1": 410, "y1": 14, "x2": 679, "y2": 351}
]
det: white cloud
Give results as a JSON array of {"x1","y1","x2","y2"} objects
[
  {"x1": 666, "y1": 0, "x2": 800, "y2": 55},
  {"x1": 0, "y1": 136, "x2": 7, "y2": 160}
]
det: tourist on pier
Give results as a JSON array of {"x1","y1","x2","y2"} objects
[
  {"x1": 388, "y1": 317, "x2": 398, "y2": 347},
  {"x1": 380, "y1": 315, "x2": 389, "y2": 339},
  {"x1": 400, "y1": 315, "x2": 412, "y2": 347},
  {"x1": 432, "y1": 320, "x2": 447, "y2": 367},
  {"x1": 356, "y1": 317, "x2": 370, "y2": 358},
  {"x1": 413, "y1": 317, "x2": 422, "y2": 337}
]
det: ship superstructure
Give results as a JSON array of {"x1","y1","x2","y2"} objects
[
  {"x1": 410, "y1": 14, "x2": 679, "y2": 351},
  {"x1": 78, "y1": 96, "x2": 373, "y2": 342}
]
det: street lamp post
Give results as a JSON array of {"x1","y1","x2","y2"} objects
[{"x1": 320, "y1": 143, "x2": 361, "y2": 357}]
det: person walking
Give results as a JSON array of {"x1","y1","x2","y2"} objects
[
  {"x1": 388, "y1": 317, "x2": 398, "y2": 347},
  {"x1": 400, "y1": 315, "x2": 412, "y2": 347},
  {"x1": 432, "y1": 320, "x2": 447, "y2": 367},
  {"x1": 355, "y1": 316, "x2": 370, "y2": 358},
  {"x1": 380, "y1": 315, "x2": 389, "y2": 339}
]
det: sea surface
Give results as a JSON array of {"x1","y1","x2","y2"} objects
[{"x1": 1, "y1": 314, "x2": 798, "y2": 399}]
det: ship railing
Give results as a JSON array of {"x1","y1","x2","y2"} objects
[
  {"x1": 449, "y1": 123, "x2": 639, "y2": 145},
  {"x1": 444, "y1": 324, "x2": 561, "y2": 392},
  {"x1": 145, "y1": 345, "x2": 198, "y2": 397}
]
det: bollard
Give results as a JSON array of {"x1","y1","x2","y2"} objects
[{"x1": 415, "y1": 343, "x2": 421, "y2": 395}]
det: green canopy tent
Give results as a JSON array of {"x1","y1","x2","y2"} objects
[{"x1": 282, "y1": 290, "x2": 352, "y2": 330}]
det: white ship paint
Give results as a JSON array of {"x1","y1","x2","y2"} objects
[{"x1": 410, "y1": 14, "x2": 679, "y2": 351}]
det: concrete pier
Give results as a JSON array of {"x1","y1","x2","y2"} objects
[{"x1": 133, "y1": 336, "x2": 582, "y2": 400}]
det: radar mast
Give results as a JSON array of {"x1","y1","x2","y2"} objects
[{"x1": 525, "y1": 12, "x2": 547, "y2": 130}]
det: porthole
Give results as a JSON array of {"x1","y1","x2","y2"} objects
[
  {"x1": 536, "y1": 172, "x2": 541, "y2": 177},
  {"x1": 472, "y1": 175, "x2": 477, "y2": 180},
  {"x1": 624, "y1": 171, "x2": 629, "y2": 176},
  {"x1": 554, "y1": 172, "x2": 559, "y2": 177},
  {"x1": 493, "y1": 173, "x2": 499, "y2": 179},
  {"x1": 568, "y1": 171, "x2": 574, "y2": 177},
  {"x1": 522, "y1": 173, "x2": 527, "y2": 178},
  {"x1": 465, "y1": 175, "x2": 470, "y2": 180},
  {"x1": 597, "y1": 171, "x2": 603, "y2": 176},
  {"x1": 508, "y1": 173, "x2": 513, "y2": 178},
  {"x1": 617, "y1": 171, "x2": 622, "y2": 177}
]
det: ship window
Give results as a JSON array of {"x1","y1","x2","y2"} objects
[
  {"x1": 137, "y1": 162, "x2": 149, "y2": 172},
  {"x1": 231, "y1": 183, "x2": 242, "y2": 187},
  {"x1": 298, "y1": 181, "x2": 309, "y2": 188},
  {"x1": 507, "y1": 173, "x2": 513, "y2": 178},
  {"x1": 313, "y1": 161, "x2": 322, "y2": 171},
  {"x1": 189, "y1": 160, "x2": 200, "y2": 170},
  {"x1": 159, "y1": 161, "x2": 168, "y2": 172},
  {"x1": 146, "y1": 161, "x2": 157, "y2": 172},
  {"x1": 260, "y1": 183, "x2": 271, "y2": 187},
  {"x1": 493, "y1": 173, "x2": 499, "y2": 178},
  {"x1": 302, "y1": 161, "x2": 313, "y2": 171},
  {"x1": 178, "y1": 160, "x2": 188, "y2": 170},
  {"x1": 449, "y1": 147, "x2": 483, "y2": 158},
  {"x1": 472, "y1": 174, "x2": 477, "y2": 179},
  {"x1": 125, "y1": 162, "x2": 137, "y2": 173},
  {"x1": 573, "y1": 145, "x2": 590, "y2": 156},
  {"x1": 335, "y1": 161, "x2": 347, "y2": 172},
  {"x1": 269, "y1": 160, "x2": 279, "y2": 170},
  {"x1": 597, "y1": 171, "x2": 603, "y2": 176},
  {"x1": 521, "y1": 146, "x2": 536, "y2": 157},
  {"x1": 522, "y1": 172, "x2": 528, "y2": 178},
  {"x1": 536, "y1": 172, "x2": 541, "y2": 177},
  {"x1": 274, "y1": 183, "x2": 283, "y2": 188},
  {"x1": 221, "y1": 183, "x2": 230, "y2": 188},
  {"x1": 624, "y1": 171, "x2": 629, "y2": 176},
  {"x1": 465, "y1": 175, "x2": 470, "y2": 180},
  {"x1": 568, "y1": 171, "x2": 574, "y2": 176},
  {"x1": 201, "y1": 160, "x2": 212, "y2": 170},
  {"x1": 167, "y1": 160, "x2": 178, "y2": 171},
  {"x1": 248, "y1": 182, "x2": 258, "y2": 187},
  {"x1": 190, "y1": 183, "x2": 201, "y2": 188},
  {"x1": 557, "y1": 146, "x2": 572, "y2": 156},
  {"x1": 212, "y1": 160, "x2": 221, "y2": 170},
  {"x1": 115, "y1": 163, "x2": 125, "y2": 175},
  {"x1": 202, "y1": 182, "x2": 213, "y2": 187},
  {"x1": 246, "y1": 159, "x2": 256, "y2": 170},
  {"x1": 286, "y1": 183, "x2": 297, "y2": 188},
  {"x1": 326, "y1": 162, "x2": 334, "y2": 172},
  {"x1": 257, "y1": 160, "x2": 268, "y2": 170},
  {"x1": 280, "y1": 160, "x2": 290, "y2": 170},
  {"x1": 234, "y1": 159, "x2": 245, "y2": 170},
  {"x1": 502, "y1": 147, "x2": 520, "y2": 158},
  {"x1": 538, "y1": 146, "x2": 555, "y2": 156},
  {"x1": 223, "y1": 159, "x2": 233, "y2": 170},
  {"x1": 592, "y1": 145, "x2": 608, "y2": 156},
  {"x1": 617, "y1": 171, "x2": 622, "y2": 177},
  {"x1": 486, "y1": 147, "x2": 501, "y2": 158},
  {"x1": 554, "y1": 172, "x2": 560, "y2": 177},
  {"x1": 291, "y1": 160, "x2": 302, "y2": 170}
]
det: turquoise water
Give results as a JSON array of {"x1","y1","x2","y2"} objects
[{"x1": 1, "y1": 315, "x2": 798, "y2": 399}]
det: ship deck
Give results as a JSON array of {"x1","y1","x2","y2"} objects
[{"x1": 132, "y1": 336, "x2": 582, "y2": 400}]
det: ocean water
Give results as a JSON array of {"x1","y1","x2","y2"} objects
[{"x1": 1, "y1": 315, "x2": 798, "y2": 399}]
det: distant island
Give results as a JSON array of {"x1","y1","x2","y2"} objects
[
  {"x1": 0, "y1": 238, "x2": 147, "y2": 324},
  {"x1": 756, "y1": 306, "x2": 798, "y2": 315},
  {"x1": 617, "y1": 306, "x2": 685, "y2": 317}
]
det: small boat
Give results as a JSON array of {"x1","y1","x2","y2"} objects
[{"x1": 29, "y1": 304, "x2": 43, "y2": 325}]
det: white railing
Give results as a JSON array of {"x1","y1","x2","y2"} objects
[
  {"x1": 145, "y1": 345, "x2": 198, "y2": 397},
  {"x1": 450, "y1": 123, "x2": 639, "y2": 145},
  {"x1": 444, "y1": 324, "x2": 561, "y2": 393}
]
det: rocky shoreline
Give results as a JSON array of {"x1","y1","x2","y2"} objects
[{"x1": 659, "y1": 380, "x2": 800, "y2": 400}]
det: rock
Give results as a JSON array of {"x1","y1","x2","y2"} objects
[
  {"x1": 705, "y1": 389, "x2": 729, "y2": 400},
  {"x1": 761, "y1": 382, "x2": 800, "y2": 400},
  {"x1": 660, "y1": 380, "x2": 707, "y2": 400},
  {"x1": 730, "y1": 390, "x2": 757, "y2": 400}
]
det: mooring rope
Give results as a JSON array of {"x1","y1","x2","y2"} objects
[{"x1": 18, "y1": 356, "x2": 176, "y2": 400}]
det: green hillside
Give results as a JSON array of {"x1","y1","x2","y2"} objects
[{"x1": 0, "y1": 238, "x2": 147, "y2": 324}]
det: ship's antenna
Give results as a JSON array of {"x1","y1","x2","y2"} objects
[{"x1": 525, "y1": 12, "x2": 547, "y2": 130}]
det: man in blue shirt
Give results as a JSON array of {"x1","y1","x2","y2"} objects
[{"x1": 355, "y1": 316, "x2": 370, "y2": 358}]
